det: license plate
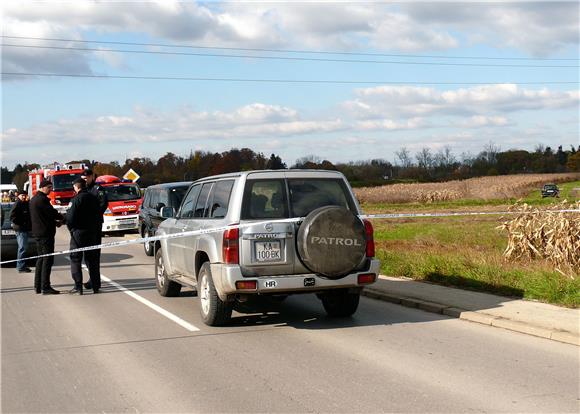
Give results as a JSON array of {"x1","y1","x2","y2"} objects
[
  {"x1": 254, "y1": 241, "x2": 282, "y2": 262},
  {"x1": 2, "y1": 229, "x2": 16, "y2": 236}
]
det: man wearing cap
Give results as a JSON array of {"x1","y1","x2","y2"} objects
[
  {"x1": 80, "y1": 169, "x2": 108, "y2": 290},
  {"x1": 29, "y1": 180, "x2": 64, "y2": 294},
  {"x1": 10, "y1": 190, "x2": 32, "y2": 273},
  {"x1": 67, "y1": 178, "x2": 101, "y2": 294}
]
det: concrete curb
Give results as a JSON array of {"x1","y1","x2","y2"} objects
[{"x1": 362, "y1": 288, "x2": 579, "y2": 346}]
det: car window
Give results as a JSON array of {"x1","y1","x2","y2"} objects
[
  {"x1": 169, "y1": 186, "x2": 188, "y2": 208},
  {"x1": 142, "y1": 190, "x2": 151, "y2": 208},
  {"x1": 158, "y1": 189, "x2": 169, "y2": 207},
  {"x1": 194, "y1": 183, "x2": 213, "y2": 218},
  {"x1": 1, "y1": 204, "x2": 13, "y2": 229},
  {"x1": 241, "y1": 179, "x2": 288, "y2": 220},
  {"x1": 288, "y1": 178, "x2": 353, "y2": 218},
  {"x1": 178, "y1": 185, "x2": 201, "y2": 219},
  {"x1": 207, "y1": 180, "x2": 234, "y2": 219},
  {"x1": 149, "y1": 188, "x2": 159, "y2": 208}
]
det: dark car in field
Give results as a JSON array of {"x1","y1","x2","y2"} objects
[
  {"x1": 139, "y1": 181, "x2": 192, "y2": 256},
  {"x1": 541, "y1": 183, "x2": 560, "y2": 198}
]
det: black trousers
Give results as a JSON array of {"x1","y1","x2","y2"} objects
[
  {"x1": 34, "y1": 237, "x2": 55, "y2": 292},
  {"x1": 69, "y1": 229, "x2": 101, "y2": 290}
]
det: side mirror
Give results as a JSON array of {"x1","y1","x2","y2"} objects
[
  {"x1": 155, "y1": 202, "x2": 166, "y2": 212},
  {"x1": 160, "y1": 206, "x2": 175, "y2": 218}
]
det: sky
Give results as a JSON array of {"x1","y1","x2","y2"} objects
[{"x1": 1, "y1": 0, "x2": 579, "y2": 170}]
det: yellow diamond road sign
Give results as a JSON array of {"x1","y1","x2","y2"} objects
[{"x1": 123, "y1": 168, "x2": 140, "y2": 182}]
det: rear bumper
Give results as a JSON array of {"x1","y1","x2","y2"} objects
[
  {"x1": 210, "y1": 259, "x2": 381, "y2": 301},
  {"x1": 102, "y1": 214, "x2": 139, "y2": 232}
]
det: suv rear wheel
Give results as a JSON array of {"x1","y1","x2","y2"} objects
[
  {"x1": 155, "y1": 249, "x2": 182, "y2": 297},
  {"x1": 320, "y1": 289, "x2": 360, "y2": 317},
  {"x1": 198, "y1": 262, "x2": 232, "y2": 326}
]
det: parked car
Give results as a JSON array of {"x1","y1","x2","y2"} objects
[
  {"x1": 139, "y1": 181, "x2": 191, "y2": 256},
  {"x1": 541, "y1": 183, "x2": 560, "y2": 198},
  {"x1": 155, "y1": 170, "x2": 379, "y2": 326},
  {"x1": 0, "y1": 202, "x2": 35, "y2": 262}
]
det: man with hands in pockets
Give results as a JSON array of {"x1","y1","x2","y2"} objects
[{"x1": 67, "y1": 178, "x2": 102, "y2": 295}]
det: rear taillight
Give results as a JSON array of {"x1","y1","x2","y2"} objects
[
  {"x1": 358, "y1": 273, "x2": 376, "y2": 285},
  {"x1": 235, "y1": 280, "x2": 257, "y2": 290},
  {"x1": 223, "y1": 227, "x2": 239, "y2": 264},
  {"x1": 363, "y1": 219, "x2": 375, "y2": 258}
]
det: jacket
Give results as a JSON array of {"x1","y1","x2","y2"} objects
[
  {"x1": 66, "y1": 189, "x2": 101, "y2": 232},
  {"x1": 30, "y1": 191, "x2": 63, "y2": 238},
  {"x1": 10, "y1": 199, "x2": 31, "y2": 232},
  {"x1": 87, "y1": 182, "x2": 108, "y2": 224}
]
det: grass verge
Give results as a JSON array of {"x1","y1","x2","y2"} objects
[{"x1": 365, "y1": 181, "x2": 580, "y2": 307}]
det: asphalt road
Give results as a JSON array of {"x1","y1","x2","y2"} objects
[{"x1": 2, "y1": 228, "x2": 578, "y2": 413}]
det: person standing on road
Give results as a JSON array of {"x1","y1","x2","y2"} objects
[
  {"x1": 81, "y1": 169, "x2": 108, "y2": 291},
  {"x1": 67, "y1": 178, "x2": 102, "y2": 295},
  {"x1": 10, "y1": 190, "x2": 32, "y2": 273},
  {"x1": 29, "y1": 180, "x2": 64, "y2": 295}
]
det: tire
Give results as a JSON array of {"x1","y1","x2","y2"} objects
[
  {"x1": 297, "y1": 206, "x2": 366, "y2": 279},
  {"x1": 320, "y1": 289, "x2": 360, "y2": 317},
  {"x1": 198, "y1": 262, "x2": 232, "y2": 326},
  {"x1": 143, "y1": 228, "x2": 154, "y2": 256},
  {"x1": 155, "y1": 249, "x2": 182, "y2": 297}
]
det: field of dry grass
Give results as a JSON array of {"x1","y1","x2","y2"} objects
[
  {"x1": 364, "y1": 175, "x2": 580, "y2": 306},
  {"x1": 498, "y1": 201, "x2": 580, "y2": 277},
  {"x1": 355, "y1": 173, "x2": 580, "y2": 204}
]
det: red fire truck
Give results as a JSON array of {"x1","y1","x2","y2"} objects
[
  {"x1": 96, "y1": 175, "x2": 143, "y2": 233},
  {"x1": 27, "y1": 162, "x2": 87, "y2": 213}
]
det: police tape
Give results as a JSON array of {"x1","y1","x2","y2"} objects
[{"x1": 1, "y1": 209, "x2": 578, "y2": 266}]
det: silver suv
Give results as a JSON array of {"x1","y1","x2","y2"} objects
[{"x1": 155, "y1": 170, "x2": 380, "y2": 326}]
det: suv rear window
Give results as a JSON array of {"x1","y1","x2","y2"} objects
[
  {"x1": 288, "y1": 179, "x2": 353, "y2": 217},
  {"x1": 241, "y1": 178, "x2": 354, "y2": 219},
  {"x1": 242, "y1": 179, "x2": 288, "y2": 220}
]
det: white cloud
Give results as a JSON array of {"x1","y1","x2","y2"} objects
[
  {"x1": 457, "y1": 115, "x2": 510, "y2": 128},
  {"x1": 344, "y1": 84, "x2": 579, "y2": 119},
  {"x1": 0, "y1": 103, "x2": 345, "y2": 149},
  {"x1": 3, "y1": 1, "x2": 577, "y2": 76},
  {"x1": 403, "y1": 2, "x2": 579, "y2": 57}
]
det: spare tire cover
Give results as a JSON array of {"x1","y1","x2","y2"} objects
[{"x1": 297, "y1": 206, "x2": 366, "y2": 279}]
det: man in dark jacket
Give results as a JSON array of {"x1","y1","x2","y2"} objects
[
  {"x1": 67, "y1": 178, "x2": 102, "y2": 295},
  {"x1": 30, "y1": 180, "x2": 64, "y2": 295},
  {"x1": 80, "y1": 169, "x2": 108, "y2": 290},
  {"x1": 10, "y1": 190, "x2": 32, "y2": 273}
]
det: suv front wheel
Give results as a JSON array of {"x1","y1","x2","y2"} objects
[
  {"x1": 319, "y1": 289, "x2": 360, "y2": 317},
  {"x1": 155, "y1": 249, "x2": 182, "y2": 297},
  {"x1": 198, "y1": 262, "x2": 232, "y2": 326}
]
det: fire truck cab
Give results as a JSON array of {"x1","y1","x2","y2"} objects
[
  {"x1": 27, "y1": 163, "x2": 86, "y2": 213},
  {"x1": 97, "y1": 175, "x2": 143, "y2": 233}
]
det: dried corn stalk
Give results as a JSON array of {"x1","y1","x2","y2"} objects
[{"x1": 498, "y1": 201, "x2": 580, "y2": 277}]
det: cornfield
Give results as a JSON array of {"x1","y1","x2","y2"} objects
[
  {"x1": 355, "y1": 173, "x2": 579, "y2": 204},
  {"x1": 498, "y1": 201, "x2": 580, "y2": 278}
]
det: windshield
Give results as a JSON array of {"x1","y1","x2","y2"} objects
[
  {"x1": 52, "y1": 173, "x2": 82, "y2": 191},
  {"x1": 544, "y1": 185, "x2": 557, "y2": 189},
  {"x1": 102, "y1": 184, "x2": 141, "y2": 201}
]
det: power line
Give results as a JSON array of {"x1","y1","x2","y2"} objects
[
  {"x1": 2, "y1": 34, "x2": 578, "y2": 62},
  {"x1": 2, "y1": 72, "x2": 578, "y2": 85},
  {"x1": 3, "y1": 43, "x2": 577, "y2": 68}
]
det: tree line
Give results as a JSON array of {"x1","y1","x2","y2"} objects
[{"x1": 2, "y1": 144, "x2": 579, "y2": 190}]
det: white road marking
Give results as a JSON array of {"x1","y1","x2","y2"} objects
[
  {"x1": 75, "y1": 261, "x2": 200, "y2": 332},
  {"x1": 99, "y1": 273, "x2": 200, "y2": 332}
]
